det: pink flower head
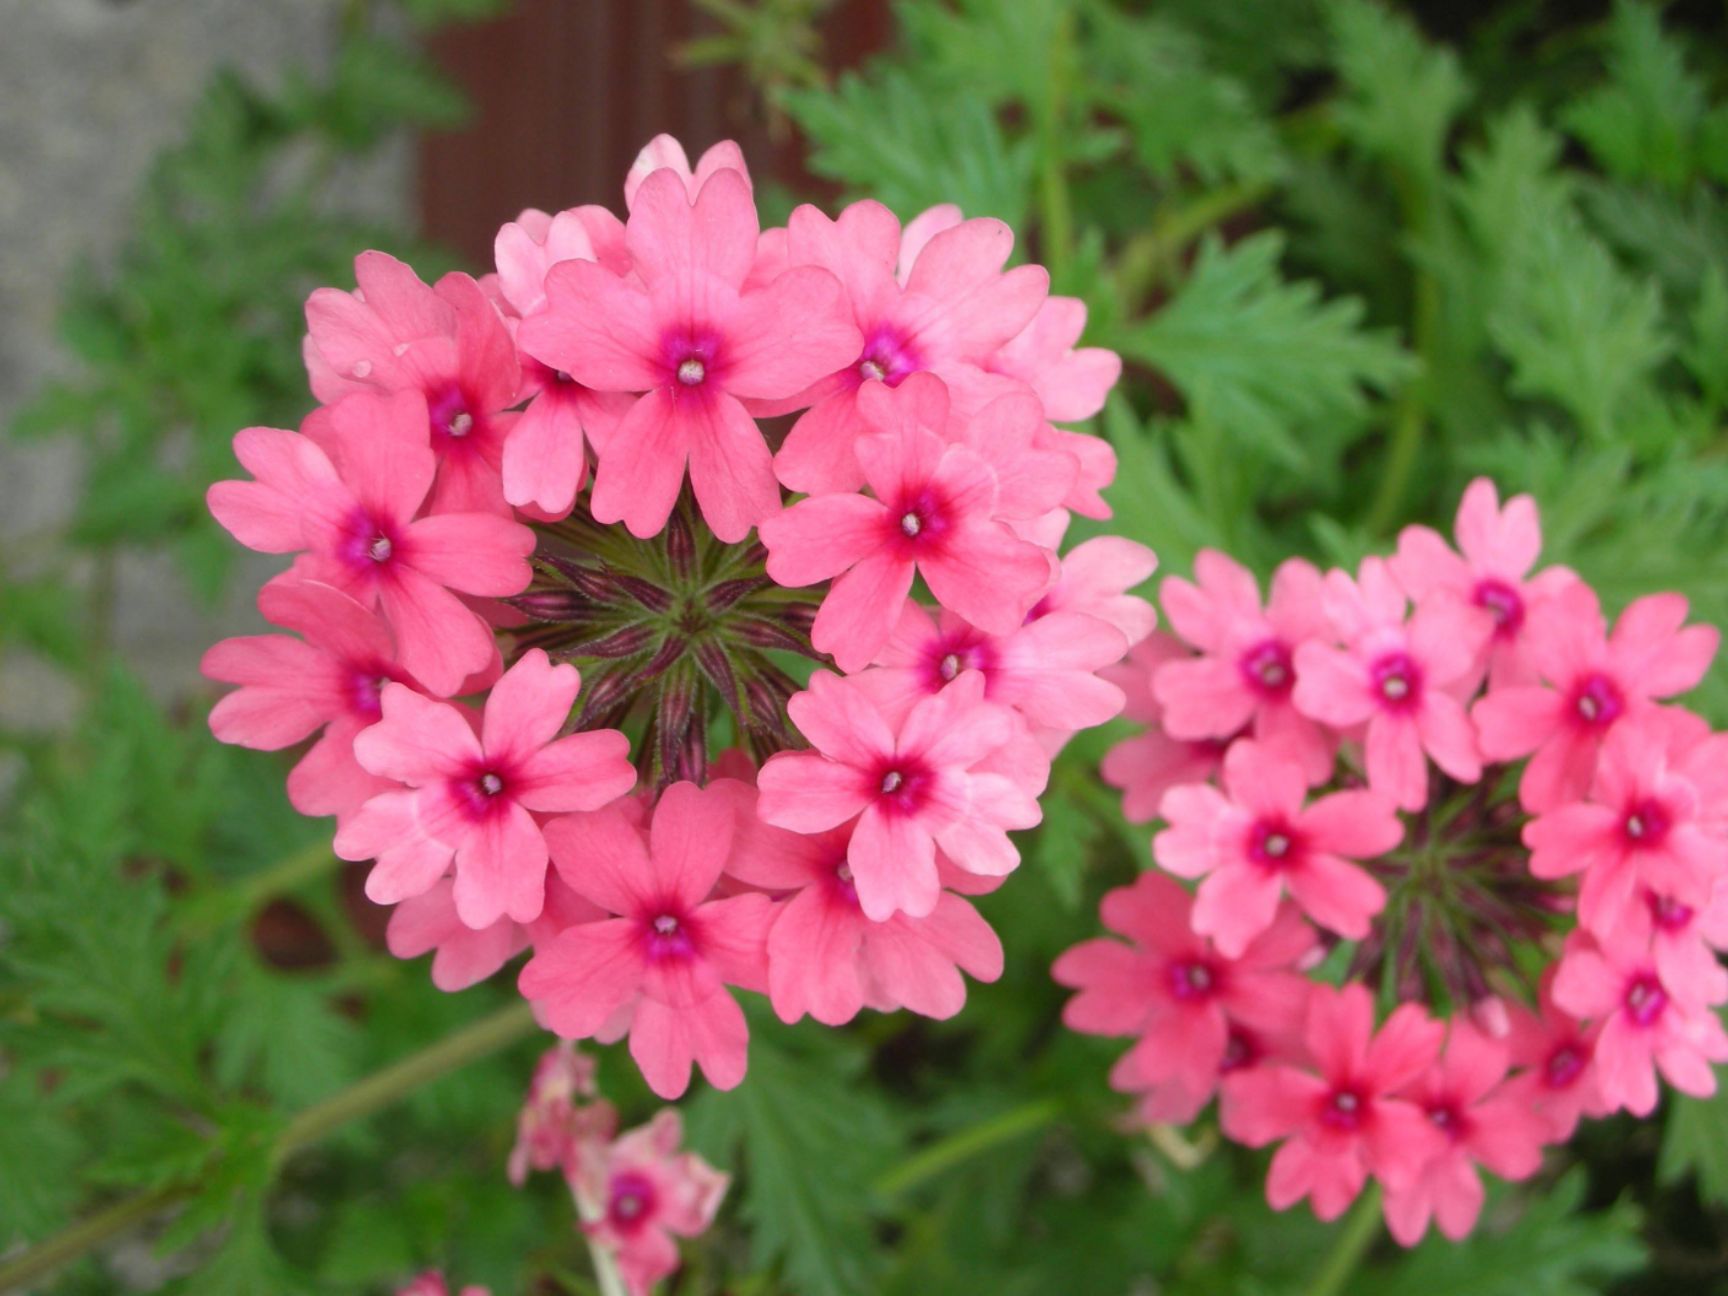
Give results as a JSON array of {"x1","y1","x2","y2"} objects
[
  {"x1": 856, "y1": 600, "x2": 1129, "y2": 735},
  {"x1": 1293, "y1": 558, "x2": 1489, "y2": 810},
  {"x1": 203, "y1": 579, "x2": 421, "y2": 820},
  {"x1": 624, "y1": 134, "x2": 750, "y2": 208},
  {"x1": 385, "y1": 869, "x2": 602, "y2": 993},
  {"x1": 756, "y1": 670, "x2": 1038, "y2": 921},
  {"x1": 1473, "y1": 585, "x2": 1719, "y2": 812},
  {"x1": 578, "y1": 1110, "x2": 729, "y2": 1296},
  {"x1": 1221, "y1": 984, "x2": 1446, "y2": 1220},
  {"x1": 518, "y1": 165, "x2": 860, "y2": 542},
  {"x1": 334, "y1": 649, "x2": 636, "y2": 927},
  {"x1": 507, "y1": 1040, "x2": 607, "y2": 1186},
  {"x1": 206, "y1": 390, "x2": 536, "y2": 695},
  {"x1": 768, "y1": 199, "x2": 1050, "y2": 495},
  {"x1": 1054, "y1": 871, "x2": 1316, "y2": 1117},
  {"x1": 520, "y1": 782, "x2": 775, "y2": 1098},
  {"x1": 1503, "y1": 967, "x2": 1607, "y2": 1140},
  {"x1": 1553, "y1": 934, "x2": 1728, "y2": 1116},
  {"x1": 1379, "y1": 1022, "x2": 1547, "y2": 1246},
  {"x1": 1155, "y1": 740, "x2": 1400, "y2": 956},
  {"x1": 1026, "y1": 532, "x2": 1158, "y2": 647},
  {"x1": 303, "y1": 252, "x2": 521, "y2": 515},
  {"x1": 759, "y1": 374, "x2": 1055, "y2": 672},
  {"x1": 985, "y1": 294, "x2": 1122, "y2": 424},
  {"x1": 492, "y1": 205, "x2": 634, "y2": 515},
  {"x1": 1157, "y1": 553, "x2": 1337, "y2": 781},
  {"x1": 1390, "y1": 477, "x2": 1579, "y2": 688},
  {"x1": 1523, "y1": 711, "x2": 1728, "y2": 935},
  {"x1": 1099, "y1": 633, "x2": 1228, "y2": 822}
]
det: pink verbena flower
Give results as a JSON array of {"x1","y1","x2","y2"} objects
[
  {"x1": 1221, "y1": 984, "x2": 1445, "y2": 1220},
  {"x1": 206, "y1": 390, "x2": 536, "y2": 694},
  {"x1": 1025, "y1": 532, "x2": 1158, "y2": 646},
  {"x1": 576, "y1": 1110, "x2": 729, "y2": 1296},
  {"x1": 1524, "y1": 711, "x2": 1728, "y2": 934},
  {"x1": 759, "y1": 374, "x2": 1055, "y2": 671},
  {"x1": 756, "y1": 670, "x2": 1039, "y2": 921},
  {"x1": 1380, "y1": 1022, "x2": 1547, "y2": 1246},
  {"x1": 517, "y1": 166, "x2": 860, "y2": 542},
  {"x1": 520, "y1": 782, "x2": 775, "y2": 1098},
  {"x1": 1473, "y1": 584, "x2": 1719, "y2": 812},
  {"x1": 385, "y1": 870, "x2": 602, "y2": 993},
  {"x1": 985, "y1": 295, "x2": 1122, "y2": 424},
  {"x1": 1053, "y1": 871, "x2": 1315, "y2": 1122},
  {"x1": 334, "y1": 648, "x2": 636, "y2": 927},
  {"x1": 203, "y1": 579, "x2": 421, "y2": 821},
  {"x1": 624, "y1": 134, "x2": 750, "y2": 208},
  {"x1": 492, "y1": 205, "x2": 634, "y2": 515},
  {"x1": 507, "y1": 1041, "x2": 606, "y2": 1185},
  {"x1": 304, "y1": 252, "x2": 520, "y2": 515},
  {"x1": 1553, "y1": 933, "x2": 1728, "y2": 1116},
  {"x1": 1503, "y1": 968, "x2": 1608, "y2": 1140},
  {"x1": 1156, "y1": 552, "x2": 1336, "y2": 781},
  {"x1": 1293, "y1": 558, "x2": 1489, "y2": 810},
  {"x1": 1391, "y1": 477, "x2": 1578, "y2": 689},
  {"x1": 1155, "y1": 739, "x2": 1401, "y2": 956},
  {"x1": 1099, "y1": 633, "x2": 1228, "y2": 822},
  {"x1": 767, "y1": 199, "x2": 1048, "y2": 494}
]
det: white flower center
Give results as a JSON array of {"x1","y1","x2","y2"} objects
[{"x1": 677, "y1": 358, "x2": 706, "y2": 386}]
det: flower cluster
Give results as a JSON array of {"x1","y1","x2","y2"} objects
[
  {"x1": 204, "y1": 137, "x2": 1149, "y2": 1100},
  {"x1": 395, "y1": 1043, "x2": 725, "y2": 1296},
  {"x1": 1060, "y1": 479, "x2": 1728, "y2": 1244}
]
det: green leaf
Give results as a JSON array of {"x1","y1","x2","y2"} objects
[
  {"x1": 1564, "y1": 0, "x2": 1708, "y2": 190},
  {"x1": 1117, "y1": 232, "x2": 1412, "y2": 468},
  {"x1": 212, "y1": 962, "x2": 363, "y2": 1109},
  {"x1": 1325, "y1": 0, "x2": 1469, "y2": 178},
  {"x1": 1659, "y1": 1055, "x2": 1728, "y2": 1204},
  {"x1": 1683, "y1": 263, "x2": 1728, "y2": 410}
]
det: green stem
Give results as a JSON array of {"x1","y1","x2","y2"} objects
[
  {"x1": 874, "y1": 1099, "x2": 1062, "y2": 1199},
  {"x1": 1036, "y1": 10, "x2": 1076, "y2": 277},
  {"x1": 178, "y1": 836, "x2": 342, "y2": 937},
  {"x1": 0, "y1": 1002, "x2": 540, "y2": 1291},
  {"x1": 1303, "y1": 1183, "x2": 1384, "y2": 1296}
]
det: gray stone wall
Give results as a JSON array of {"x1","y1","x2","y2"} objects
[{"x1": 0, "y1": 0, "x2": 413, "y2": 730}]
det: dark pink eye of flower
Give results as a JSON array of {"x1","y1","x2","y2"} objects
[
  {"x1": 1220, "y1": 1029, "x2": 1262, "y2": 1073},
  {"x1": 1545, "y1": 1042, "x2": 1588, "y2": 1089},
  {"x1": 1320, "y1": 1087, "x2": 1366, "y2": 1131},
  {"x1": 1369, "y1": 650, "x2": 1422, "y2": 710},
  {"x1": 1650, "y1": 893, "x2": 1694, "y2": 932},
  {"x1": 646, "y1": 911, "x2": 696, "y2": 960},
  {"x1": 1622, "y1": 797, "x2": 1672, "y2": 848},
  {"x1": 873, "y1": 757, "x2": 935, "y2": 817},
  {"x1": 339, "y1": 508, "x2": 400, "y2": 570},
  {"x1": 857, "y1": 324, "x2": 921, "y2": 386},
  {"x1": 1570, "y1": 672, "x2": 1624, "y2": 727},
  {"x1": 455, "y1": 768, "x2": 511, "y2": 819},
  {"x1": 1624, "y1": 974, "x2": 1668, "y2": 1027},
  {"x1": 347, "y1": 667, "x2": 393, "y2": 721},
  {"x1": 659, "y1": 329, "x2": 722, "y2": 389},
  {"x1": 607, "y1": 1171, "x2": 658, "y2": 1230},
  {"x1": 1473, "y1": 577, "x2": 1525, "y2": 636},
  {"x1": 931, "y1": 634, "x2": 992, "y2": 687},
  {"x1": 427, "y1": 384, "x2": 474, "y2": 441},
  {"x1": 1165, "y1": 959, "x2": 1218, "y2": 1002},
  {"x1": 1426, "y1": 1101, "x2": 1469, "y2": 1141},
  {"x1": 888, "y1": 487, "x2": 952, "y2": 552},
  {"x1": 1238, "y1": 638, "x2": 1294, "y2": 698},
  {"x1": 1247, "y1": 819, "x2": 1299, "y2": 868}
]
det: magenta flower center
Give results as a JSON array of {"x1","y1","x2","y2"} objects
[
  {"x1": 857, "y1": 325, "x2": 921, "y2": 386},
  {"x1": 340, "y1": 508, "x2": 401, "y2": 573},
  {"x1": 1369, "y1": 651, "x2": 1422, "y2": 711},
  {"x1": 1321, "y1": 1087, "x2": 1366, "y2": 1131},
  {"x1": 1248, "y1": 818, "x2": 1300, "y2": 868},
  {"x1": 886, "y1": 486, "x2": 953, "y2": 554},
  {"x1": 928, "y1": 633, "x2": 992, "y2": 690},
  {"x1": 1166, "y1": 959, "x2": 1217, "y2": 1002},
  {"x1": 659, "y1": 328, "x2": 723, "y2": 391},
  {"x1": 1426, "y1": 1100, "x2": 1470, "y2": 1142},
  {"x1": 646, "y1": 910, "x2": 696, "y2": 960},
  {"x1": 1624, "y1": 974, "x2": 1668, "y2": 1027},
  {"x1": 347, "y1": 665, "x2": 394, "y2": 721},
  {"x1": 1570, "y1": 673, "x2": 1624, "y2": 728},
  {"x1": 427, "y1": 384, "x2": 477, "y2": 445},
  {"x1": 454, "y1": 766, "x2": 512, "y2": 819},
  {"x1": 1238, "y1": 638, "x2": 1294, "y2": 698},
  {"x1": 1473, "y1": 577, "x2": 1525, "y2": 637},
  {"x1": 1220, "y1": 1029, "x2": 1261, "y2": 1073},
  {"x1": 608, "y1": 1171, "x2": 658, "y2": 1231},
  {"x1": 874, "y1": 757, "x2": 933, "y2": 815},
  {"x1": 1622, "y1": 797, "x2": 1672, "y2": 848},
  {"x1": 1545, "y1": 1042, "x2": 1587, "y2": 1089},
  {"x1": 1651, "y1": 893, "x2": 1695, "y2": 932}
]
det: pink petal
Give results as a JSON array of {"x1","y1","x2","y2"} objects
[
  {"x1": 785, "y1": 671, "x2": 897, "y2": 767},
  {"x1": 650, "y1": 782, "x2": 738, "y2": 908},
  {"x1": 403, "y1": 512, "x2": 534, "y2": 596},
  {"x1": 352, "y1": 684, "x2": 480, "y2": 783},
  {"x1": 631, "y1": 990, "x2": 751, "y2": 1098},
  {"x1": 519, "y1": 918, "x2": 645, "y2": 1038},
  {"x1": 1417, "y1": 692, "x2": 1482, "y2": 783},
  {"x1": 767, "y1": 886, "x2": 866, "y2": 1024},
  {"x1": 1365, "y1": 714, "x2": 1429, "y2": 811},
  {"x1": 521, "y1": 259, "x2": 662, "y2": 391},
  {"x1": 589, "y1": 388, "x2": 693, "y2": 541},
  {"x1": 452, "y1": 801, "x2": 548, "y2": 927},
  {"x1": 377, "y1": 566, "x2": 499, "y2": 696},
  {"x1": 1292, "y1": 644, "x2": 1375, "y2": 727},
  {"x1": 481, "y1": 649, "x2": 579, "y2": 764},
  {"x1": 626, "y1": 167, "x2": 757, "y2": 291},
  {"x1": 760, "y1": 493, "x2": 887, "y2": 586},
  {"x1": 501, "y1": 387, "x2": 588, "y2": 515},
  {"x1": 756, "y1": 751, "x2": 875, "y2": 833},
  {"x1": 812, "y1": 554, "x2": 918, "y2": 672},
  {"x1": 1300, "y1": 789, "x2": 1403, "y2": 859},
  {"x1": 849, "y1": 804, "x2": 939, "y2": 921},
  {"x1": 1192, "y1": 865, "x2": 1283, "y2": 958},
  {"x1": 513, "y1": 729, "x2": 635, "y2": 812},
  {"x1": 544, "y1": 806, "x2": 655, "y2": 916},
  {"x1": 1287, "y1": 854, "x2": 1385, "y2": 941},
  {"x1": 685, "y1": 393, "x2": 779, "y2": 544},
  {"x1": 725, "y1": 266, "x2": 862, "y2": 400}
]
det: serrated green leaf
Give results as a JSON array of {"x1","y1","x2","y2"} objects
[
  {"x1": 1325, "y1": 0, "x2": 1469, "y2": 178},
  {"x1": 1564, "y1": 0, "x2": 1708, "y2": 190}
]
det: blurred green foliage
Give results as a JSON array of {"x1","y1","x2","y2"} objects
[{"x1": 5, "y1": 0, "x2": 1728, "y2": 1293}]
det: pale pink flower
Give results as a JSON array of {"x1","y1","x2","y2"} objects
[
  {"x1": 1380, "y1": 1022, "x2": 1547, "y2": 1245},
  {"x1": 518, "y1": 167, "x2": 860, "y2": 542},
  {"x1": 507, "y1": 1041, "x2": 609, "y2": 1186},
  {"x1": 303, "y1": 252, "x2": 520, "y2": 515},
  {"x1": 1391, "y1": 477, "x2": 1579, "y2": 688},
  {"x1": 334, "y1": 649, "x2": 636, "y2": 928},
  {"x1": 1154, "y1": 740, "x2": 1400, "y2": 956},
  {"x1": 520, "y1": 782, "x2": 776, "y2": 1098},
  {"x1": 722, "y1": 787, "x2": 1003, "y2": 1024},
  {"x1": 1221, "y1": 985, "x2": 1446, "y2": 1220},
  {"x1": 1293, "y1": 558, "x2": 1489, "y2": 810},
  {"x1": 1026, "y1": 532, "x2": 1158, "y2": 646},
  {"x1": 1623, "y1": 879, "x2": 1728, "y2": 1008},
  {"x1": 577, "y1": 1110, "x2": 729, "y2": 1296},
  {"x1": 203, "y1": 579, "x2": 420, "y2": 820},
  {"x1": 767, "y1": 200, "x2": 1048, "y2": 494},
  {"x1": 1099, "y1": 634, "x2": 1228, "y2": 822},
  {"x1": 1156, "y1": 553, "x2": 1336, "y2": 781},
  {"x1": 206, "y1": 390, "x2": 536, "y2": 695},
  {"x1": 1523, "y1": 712, "x2": 1728, "y2": 934},
  {"x1": 1473, "y1": 584, "x2": 1719, "y2": 812},
  {"x1": 756, "y1": 670, "x2": 1038, "y2": 921},
  {"x1": 1553, "y1": 934, "x2": 1728, "y2": 1116},
  {"x1": 385, "y1": 870, "x2": 603, "y2": 993},
  {"x1": 985, "y1": 295, "x2": 1121, "y2": 424},
  {"x1": 855, "y1": 600, "x2": 1129, "y2": 734},
  {"x1": 623, "y1": 134, "x2": 750, "y2": 208},
  {"x1": 1503, "y1": 968, "x2": 1607, "y2": 1140},
  {"x1": 759, "y1": 374, "x2": 1054, "y2": 672},
  {"x1": 1053, "y1": 871, "x2": 1315, "y2": 1117}
]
